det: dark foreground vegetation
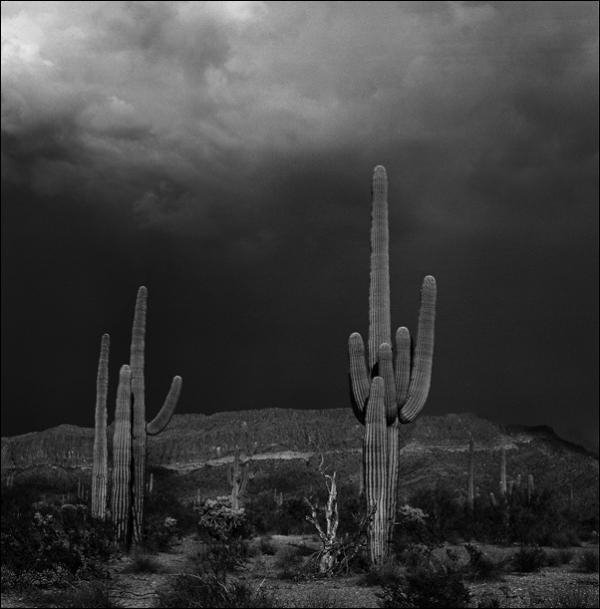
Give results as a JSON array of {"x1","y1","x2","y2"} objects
[{"x1": 1, "y1": 472, "x2": 598, "y2": 608}]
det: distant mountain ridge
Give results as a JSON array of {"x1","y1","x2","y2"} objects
[{"x1": 2, "y1": 410, "x2": 598, "y2": 503}]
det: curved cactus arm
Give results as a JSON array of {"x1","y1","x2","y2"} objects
[
  {"x1": 399, "y1": 275, "x2": 437, "y2": 423},
  {"x1": 377, "y1": 343, "x2": 397, "y2": 425},
  {"x1": 394, "y1": 327, "x2": 411, "y2": 405},
  {"x1": 349, "y1": 332, "x2": 370, "y2": 423},
  {"x1": 146, "y1": 376, "x2": 182, "y2": 435}
]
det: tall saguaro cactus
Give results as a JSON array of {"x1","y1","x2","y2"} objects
[
  {"x1": 129, "y1": 286, "x2": 182, "y2": 543},
  {"x1": 112, "y1": 365, "x2": 132, "y2": 543},
  {"x1": 91, "y1": 334, "x2": 109, "y2": 520},
  {"x1": 348, "y1": 166, "x2": 437, "y2": 564}
]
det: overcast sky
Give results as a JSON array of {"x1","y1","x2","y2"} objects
[{"x1": 2, "y1": 1, "x2": 598, "y2": 450}]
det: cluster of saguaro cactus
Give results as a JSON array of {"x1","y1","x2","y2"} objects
[
  {"x1": 91, "y1": 286, "x2": 182, "y2": 547},
  {"x1": 348, "y1": 166, "x2": 437, "y2": 565}
]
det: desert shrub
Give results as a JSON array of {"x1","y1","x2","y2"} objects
[
  {"x1": 463, "y1": 544, "x2": 505, "y2": 580},
  {"x1": 511, "y1": 545, "x2": 547, "y2": 572},
  {"x1": 196, "y1": 496, "x2": 250, "y2": 541},
  {"x1": 122, "y1": 554, "x2": 164, "y2": 574},
  {"x1": 1, "y1": 497, "x2": 113, "y2": 584},
  {"x1": 156, "y1": 573, "x2": 274, "y2": 608},
  {"x1": 391, "y1": 505, "x2": 431, "y2": 553},
  {"x1": 143, "y1": 490, "x2": 197, "y2": 551},
  {"x1": 361, "y1": 560, "x2": 403, "y2": 587},
  {"x1": 408, "y1": 485, "x2": 467, "y2": 544},
  {"x1": 193, "y1": 539, "x2": 250, "y2": 577},
  {"x1": 379, "y1": 547, "x2": 470, "y2": 608},
  {"x1": 275, "y1": 545, "x2": 305, "y2": 580},
  {"x1": 546, "y1": 548, "x2": 574, "y2": 567},
  {"x1": 547, "y1": 529, "x2": 581, "y2": 548},
  {"x1": 576, "y1": 550, "x2": 599, "y2": 573},
  {"x1": 259, "y1": 535, "x2": 277, "y2": 555}
]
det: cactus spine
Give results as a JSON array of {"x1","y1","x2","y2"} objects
[
  {"x1": 348, "y1": 166, "x2": 437, "y2": 565},
  {"x1": 467, "y1": 435, "x2": 475, "y2": 512},
  {"x1": 112, "y1": 365, "x2": 132, "y2": 543},
  {"x1": 91, "y1": 334, "x2": 109, "y2": 520}
]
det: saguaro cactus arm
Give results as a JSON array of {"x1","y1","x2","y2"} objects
[
  {"x1": 394, "y1": 327, "x2": 411, "y2": 404},
  {"x1": 349, "y1": 333, "x2": 370, "y2": 422},
  {"x1": 398, "y1": 275, "x2": 437, "y2": 423},
  {"x1": 146, "y1": 376, "x2": 183, "y2": 435}
]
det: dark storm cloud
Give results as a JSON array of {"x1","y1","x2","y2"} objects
[{"x1": 2, "y1": 2, "x2": 598, "y2": 450}]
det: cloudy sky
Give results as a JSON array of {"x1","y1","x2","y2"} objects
[{"x1": 2, "y1": 1, "x2": 598, "y2": 450}]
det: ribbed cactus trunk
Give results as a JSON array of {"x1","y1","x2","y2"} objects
[
  {"x1": 348, "y1": 166, "x2": 437, "y2": 565},
  {"x1": 130, "y1": 287, "x2": 147, "y2": 544},
  {"x1": 112, "y1": 365, "x2": 132, "y2": 544},
  {"x1": 467, "y1": 435, "x2": 475, "y2": 512},
  {"x1": 91, "y1": 334, "x2": 109, "y2": 520},
  {"x1": 129, "y1": 286, "x2": 182, "y2": 544}
]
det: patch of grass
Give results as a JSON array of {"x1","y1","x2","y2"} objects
[
  {"x1": 576, "y1": 550, "x2": 599, "y2": 573},
  {"x1": 275, "y1": 545, "x2": 305, "y2": 580},
  {"x1": 511, "y1": 546, "x2": 547, "y2": 573},
  {"x1": 299, "y1": 587, "x2": 340, "y2": 608},
  {"x1": 26, "y1": 580, "x2": 114, "y2": 608},
  {"x1": 541, "y1": 587, "x2": 599, "y2": 608},
  {"x1": 156, "y1": 573, "x2": 274, "y2": 608},
  {"x1": 122, "y1": 554, "x2": 164, "y2": 574}
]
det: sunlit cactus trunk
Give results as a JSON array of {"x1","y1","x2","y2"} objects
[
  {"x1": 348, "y1": 166, "x2": 437, "y2": 565},
  {"x1": 91, "y1": 334, "x2": 109, "y2": 520}
]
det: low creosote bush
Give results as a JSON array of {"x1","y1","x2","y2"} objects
[
  {"x1": 545, "y1": 548, "x2": 574, "y2": 567},
  {"x1": 378, "y1": 546, "x2": 471, "y2": 609},
  {"x1": 156, "y1": 573, "x2": 274, "y2": 608},
  {"x1": 511, "y1": 545, "x2": 547, "y2": 573},
  {"x1": 576, "y1": 550, "x2": 599, "y2": 573},
  {"x1": 463, "y1": 544, "x2": 505, "y2": 581}
]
